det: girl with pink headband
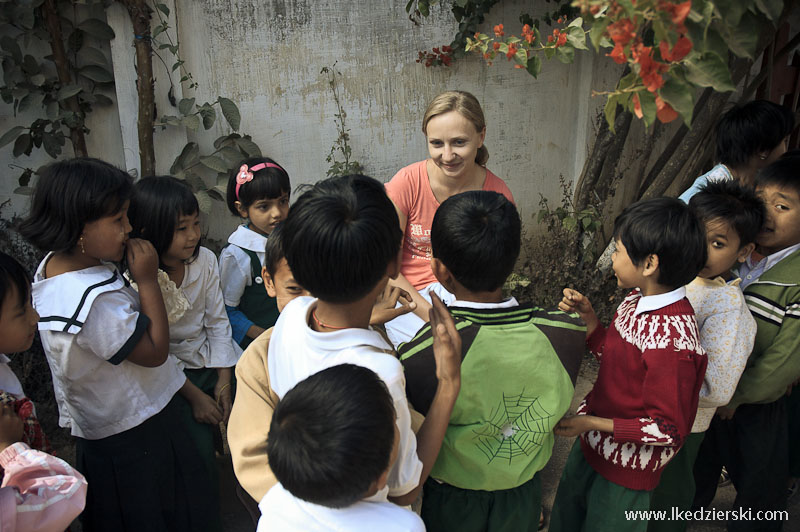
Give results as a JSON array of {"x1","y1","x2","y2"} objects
[{"x1": 219, "y1": 157, "x2": 291, "y2": 349}]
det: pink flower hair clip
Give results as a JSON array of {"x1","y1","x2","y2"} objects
[{"x1": 235, "y1": 162, "x2": 284, "y2": 200}]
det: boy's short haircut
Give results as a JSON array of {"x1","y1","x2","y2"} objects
[
  {"x1": 18, "y1": 157, "x2": 133, "y2": 253},
  {"x1": 431, "y1": 190, "x2": 520, "y2": 292},
  {"x1": 613, "y1": 197, "x2": 707, "y2": 289},
  {"x1": 264, "y1": 222, "x2": 285, "y2": 278},
  {"x1": 688, "y1": 180, "x2": 765, "y2": 246},
  {"x1": 756, "y1": 153, "x2": 800, "y2": 196},
  {"x1": 715, "y1": 100, "x2": 794, "y2": 169},
  {"x1": 267, "y1": 364, "x2": 396, "y2": 508},
  {"x1": 0, "y1": 252, "x2": 31, "y2": 319},
  {"x1": 281, "y1": 175, "x2": 401, "y2": 303}
]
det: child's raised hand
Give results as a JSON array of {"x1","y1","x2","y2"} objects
[
  {"x1": 126, "y1": 238, "x2": 159, "y2": 284},
  {"x1": 559, "y1": 288, "x2": 599, "y2": 334},
  {"x1": 370, "y1": 285, "x2": 417, "y2": 326},
  {"x1": 0, "y1": 404, "x2": 23, "y2": 451},
  {"x1": 429, "y1": 293, "x2": 461, "y2": 389}
]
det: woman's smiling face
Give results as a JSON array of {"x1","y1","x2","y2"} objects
[{"x1": 425, "y1": 110, "x2": 485, "y2": 180}]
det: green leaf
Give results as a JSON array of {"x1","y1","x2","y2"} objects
[
  {"x1": 199, "y1": 155, "x2": 228, "y2": 173},
  {"x1": 13, "y1": 186, "x2": 33, "y2": 195},
  {"x1": 200, "y1": 106, "x2": 216, "y2": 129},
  {"x1": 713, "y1": 0, "x2": 751, "y2": 26},
  {"x1": 637, "y1": 90, "x2": 657, "y2": 126},
  {"x1": 12, "y1": 133, "x2": 31, "y2": 157},
  {"x1": 1, "y1": 36, "x2": 22, "y2": 63},
  {"x1": 419, "y1": 0, "x2": 429, "y2": 17},
  {"x1": 170, "y1": 142, "x2": 199, "y2": 174},
  {"x1": 405, "y1": 0, "x2": 414, "y2": 13},
  {"x1": 77, "y1": 19, "x2": 116, "y2": 41},
  {"x1": 30, "y1": 73, "x2": 45, "y2": 86},
  {"x1": 659, "y1": 75, "x2": 695, "y2": 125},
  {"x1": 214, "y1": 133, "x2": 241, "y2": 149},
  {"x1": 93, "y1": 94, "x2": 114, "y2": 106},
  {"x1": 157, "y1": 3, "x2": 170, "y2": 16},
  {"x1": 46, "y1": 101, "x2": 59, "y2": 119},
  {"x1": 0, "y1": 126, "x2": 25, "y2": 149},
  {"x1": 42, "y1": 131, "x2": 62, "y2": 158},
  {"x1": 755, "y1": 0, "x2": 782, "y2": 21},
  {"x1": 555, "y1": 44, "x2": 575, "y2": 64},
  {"x1": 589, "y1": 19, "x2": 609, "y2": 52},
  {"x1": 568, "y1": 17, "x2": 583, "y2": 28},
  {"x1": 178, "y1": 97, "x2": 195, "y2": 116},
  {"x1": 563, "y1": 216, "x2": 577, "y2": 231},
  {"x1": 685, "y1": 52, "x2": 735, "y2": 92},
  {"x1": 526, "y1": 55, "x2": 542, "y2": 78},
  {"x1": 514, "y1": 48, "x2": 528, "y2": 67},
  {"x1": 57, "y1": 84, "x2": 82, "y2": 101},
  {"x1": 207, "y1": 186, "x2": 225, "y2": 202},
  {"x1": 152, "y1": 24, "x2": 166, "y2": 39},
  {"x1": 604, "y1": 94, "x2": 620, "y2": 133},
  {"x1": 17, "y1": 92, "x2": 43, "y2": 113},
  {"x1": 217, "y1": 146, "x2": 243, "y2": 165},
  {"x1": 68, "y1": 29, "x2": 84, "y2": 54},
  {"x1": 218, "y1": 97, "x2": 241, "y2": 131},
  {"x1": 713, "y1": 12, "x2": 761, "y2": 59},
  {"x1": 79, "y1": 65, "x2": 114, "y2": 83},
  {"x1": 235, "y1": 136, "x2": 261, "y2": 157},
  {"x1": 567, "y1": 26, "x2": 588, "y2": 50},
  {"x1": 699, "y1": 24, "x2": 730, "y2": 60},
  {"x1": 181, "y1": 114, "x2": 200, "y2": 131},
  {"x1": 195, "y1": 190, "x2": 212, "y2": 214}
]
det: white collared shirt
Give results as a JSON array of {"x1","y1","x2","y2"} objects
[
  {"x1": 268, "y1": 297, "x2": 423, "y2": 498},
  {"x1": 0, "y1": 354, "x2": 24, "y2": 398},
  {"x1": 449, "y1": 297, "x2": 519, "y2": 309},
  {"x1": 739, "y1": 242, "x2": 800, "y2": 289},
  {"x1": 218, "y1": 224, "x2": 268, "y2": 307},
  {"x1": 633, "y1": 286, "x2": 687, "y2": 316}
]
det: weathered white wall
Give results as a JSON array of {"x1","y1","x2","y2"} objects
[{"x1": 1, "y1": 0, "x2": 620, "y2": 243}]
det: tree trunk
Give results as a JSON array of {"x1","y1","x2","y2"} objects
[
  {"x1": 41, "y1": 0, "x2": 87, "y2": 157},
  {"x1": 120, "y1": 0, "x2": 155, "y2": 177}
]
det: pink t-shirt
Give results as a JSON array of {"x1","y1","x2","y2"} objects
[{"x1": 385, "y1": 160, "x2": 515, "y2": 290}]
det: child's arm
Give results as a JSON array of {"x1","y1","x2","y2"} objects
[
  {"x1": 696, "y1": 308, "x2": 755, "y2": 409},
  {"x1": 125, "y1": 239, "x2": 170, "y2": 367},
  {"x1": 724, "y1": 298, "x2": 800, "y2": 413},
  {"x1": 558, "y1": 288, "x2": 600, "y2": 335},
  {"x1": 179, "y1": 378, "x2": 223, "y2": 425},
  {"x1": 215, "y1": 367, "x2": 233, "y2": 422},
  {"x1": 228, "y1": 331, "x2": 278, "y2": 501},
  {"x1": 389, "y1": 294, "x2": 461, "y2": 507},
  {"x1": 219, "y1": 247, "x2": 266, "y2": 343},
  {"x1": 0, "y1": 405, "x2": 87, "y2": 532}
]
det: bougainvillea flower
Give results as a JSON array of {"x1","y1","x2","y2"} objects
[
  {"x1": 633, "y1": 93, "x2": 643, "y2": 119},
  {"x1": 522, "y1": 24, "x2": 535, "y2": 44},
  {"x1": 659, "y1": 35, "x2": 692, "y2": 62},
  {"x1": 607, "y1": 18, "x2": 636, "y2": 46},
  {"x1": 506, "y1": 43, "x2": 518, "y2": 59},
  {"x1": 557, "y1": 32, "x2": 567, "y2": 47},
  {"x1": 633, "y1": 43, "x2": 668, "y2": 92},
  {"x1": 656, "y1": 95, "x2": 679, "y2": 123},
  {"x1": 494, "y1": 24, "x2": 505, "y2": 37},
  {"x1": 608, "y1": 43, "x2": 627, "y2": 64}
]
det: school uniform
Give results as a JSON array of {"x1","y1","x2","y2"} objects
[
  {"x1": 268, "y1": 296, "x2": 424, "y2": 498},
  {"x1": 32, "y1": 254, "x2": 213, "y2": 531}
]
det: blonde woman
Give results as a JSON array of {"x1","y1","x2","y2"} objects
[{"x1": 385, "y1": 91, "x2": 515, "y2": 347}]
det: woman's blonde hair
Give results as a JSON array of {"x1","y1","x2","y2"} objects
[{"x1": 422, "y1": 91, "x2": 489, "y2": 166}]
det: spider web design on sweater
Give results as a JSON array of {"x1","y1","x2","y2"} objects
[{"x1": 472, "y1": 390, "x2": 553, "y2": 465}]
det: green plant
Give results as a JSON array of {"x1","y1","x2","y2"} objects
[
  {"x1": 321, "y1": 64, "x2": 363, "y2": 178},
  {"x1": 536, "y1": 176, "x2": 603, "y2": 263}
]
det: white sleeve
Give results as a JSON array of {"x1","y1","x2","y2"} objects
[
  {"x1": 385, "y1": 376, "x2": 423, "y2": 497},
  {"x1": 698, "y1": 306, "x2": 756, "y2": 408},
  {"x1": 202, "y1": 249, "x2": 242, "y2": 367},
  {"x1": 219, "y1": 246, "x2": 251, "y2": 307},
  {"x1": 75, "y1": 289, "x2": 148, "y2": 364}
]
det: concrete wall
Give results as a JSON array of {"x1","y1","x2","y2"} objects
[{"x1": 0, "y1": 0, "x2": 619, "y2": 242}]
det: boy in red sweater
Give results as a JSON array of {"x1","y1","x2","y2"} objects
[{"x1": 550, "y1": 197, "x2": 709, "y2": 532}]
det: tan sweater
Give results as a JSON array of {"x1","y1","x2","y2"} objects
[{"x1": 228, "y1": 328, "x2": 279, "y2": 501}]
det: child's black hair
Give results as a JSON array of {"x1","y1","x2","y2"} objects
[
  {"x1": 715, "y1": 100, "x2": 794, "y2": 169},
  {"x1": 613, "y1": 197, "x2": 707, "y2": 289},
  {"x1": 267, "y1": 364, "x2": 396, "y2": 508},
  {"x1": 431, "y1": 190, "x2": 520, "y2": 292},
  {"x1": 281, "y1": 174, "x2": 401, "y2": 303},
  {"x1": 19, "y1": 158, "x2": 133, "y2": 253},
  {"x1": 264, "y1": 222, "x2": 285, "y2": 279},
  {"x1": 128, "y1": 176, "x2": 200, "y2": 272},
  {"x1": 0, "y1": 252, "x2": 31, "y2": 320},
  {"x1": 226, "y1": 157, "x2": 291, "y2": 216},
  {"x1": 756, "y1": 151, "x2": 800, "y2": 197},
  {"x1": 688, "y1": 180, "x2": 765, "y2": 246}
]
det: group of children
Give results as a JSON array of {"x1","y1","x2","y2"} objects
[{"x1": 0, "y1": 97, "x2": 797, "y2": 532}]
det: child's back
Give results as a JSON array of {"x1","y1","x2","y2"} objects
[{"x1": 400, "y1": 191, "x2": 585, "y2": 530}]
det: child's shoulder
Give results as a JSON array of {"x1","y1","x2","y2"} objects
[{"x1": 226, "y1": 224, "x2": 267, "y2": 251}]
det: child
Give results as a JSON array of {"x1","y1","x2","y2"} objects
[
  {"x1": 269, "y1": 174, "x2": 462, "y2": 506},
  {"x1": 18, "y1": 158, "x2": 213, "y2": 531},
  {"x1": 679, "y1": 100, "x2": 794, "y2": 202},
  {"x1": 219, "y1": 157, "x2": 290, "y2": 348},
  {"x1": 0, "y1": 403, "x2": 87, "y2": 532},
  {"x1": 551, "y1": 197, "x2": 708, "y2": 532},
  {"x1": 0, "y1": 252, "x2": 50, "y2": 453},
  {"x1": 129, "y1": 175, "x2": 242, "y2": 532},
  {"x1": 648, "y1": 180, "x2": 763, "y2": 532},
  {"x1": 692, "y1": 156, "x2": 800, "y2": 530},
  {"x1": 258, "y1": 364, "x2": 424, "y2": 531},
  {"x1": 398, "y1": 191, "x2": 585, "y2": 531},
  {"x1": 228, "y1": 223, "x2": 309, "y2": 505}
]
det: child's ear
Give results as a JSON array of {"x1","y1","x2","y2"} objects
[
  {"x1": 234, "y1": 200, "x2": 248, "y2": 219},
  {"x1": 642, "y1": 253, "x2": 660, "y2": 278},
  {"x1": 431, "y1": 258, "x2": 456, "y2": 293},
  {"x1": 737, "y1": 242, "x2": 756, "y2": 263},
  {"x1": 262, "y1": 266, "x2": 277, "y2": 298}
]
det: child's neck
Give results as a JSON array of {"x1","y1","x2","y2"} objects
[
  {"x1": 638, "y1": 279, "x2": 675, "y2": 298},
  {"x1": 46, "y1": 250, "x2": 101, "y2": 277},
  {"x1": 163, "y1": 259, "x2": 185, "y2": 287},
  {"x1": 311, "y1": 299, "x2": 374, "y2": 332},
  {"x1": 451, "y1": 286, "x2": 505, "y2": 304}
]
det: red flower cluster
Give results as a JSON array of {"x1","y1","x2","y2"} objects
[
  {"x1": 494, "y1": 24, "x2": 505, "y2": 37},
  {"x1": 632, "y1": 42, "x2": 668, "y2": 92},
  {"x1": 659, "y1": 35, "x2": 692, "y2": 62},
  {"x1": 416, "y1": 45, "x2": 454, "y2": 67},
  {"x1": 547, "y1": 28, "x2": 567, "y2": 47},
  {"x1": 658, "y1": 0, "x2": 691, "y2": 32},
  {"x1": 506, "y1": 43, "x2": 519, "y2": 59},
  {"x1": 522, "y1": 24, "x2": 535, "y2": 44},
  {"x1": 606, "y1": 18, "x2": 636, "y2": 64}
]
